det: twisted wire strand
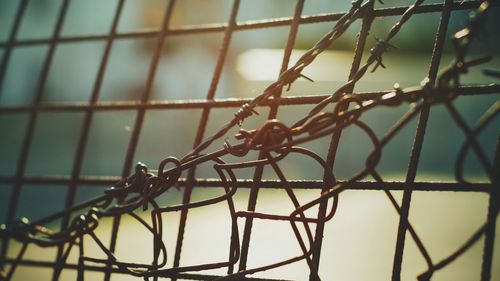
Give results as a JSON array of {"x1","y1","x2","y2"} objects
[
  {"x1": 293, "y1": 0, "x2": 427, "y2": 128},
  {"x1": 185, "y1": 0, "x2": 369, "y2": 159},
  {"x1": 215, "y1": 1, "x2": 497, "y2": 279}
]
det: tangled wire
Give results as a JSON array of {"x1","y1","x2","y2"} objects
[{"x1": 1, "y1": 0, "x2": 498, "y2": 280}]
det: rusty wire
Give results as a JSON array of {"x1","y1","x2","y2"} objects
[{"x1": 0, "y1": 0, "x2": 499, "y2": 281}]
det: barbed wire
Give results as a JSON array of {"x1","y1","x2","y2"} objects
[
  {"x1": 0, "y1": 0, "x2": 498, "y2": 280},
  {"x1": 183, "y1": 0, "x2": 369, "y2": 160}
]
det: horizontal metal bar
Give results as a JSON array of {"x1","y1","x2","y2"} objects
[
  {"x1": 0, "y1": 1, "x2": 488, "y2": 48},
  {"x1": 1, "y1": 258, "x2": 294, "y2": 281},
  {"x1": 0, "y1": 175, "x2": 490, "y2": 192},
  {"x1": 0, "y1": 84, "x2": 498, "y2": 114}
]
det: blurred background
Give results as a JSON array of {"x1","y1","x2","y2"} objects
[{"x1": 0, "y1": 0, "x2": 499, "y2": 280}]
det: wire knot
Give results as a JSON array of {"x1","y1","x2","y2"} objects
[
  {"x1": 235, "y1": 103, "x2": 259, "y2": 126},
  {"x1": 370, "y1": 37, "x2": 397, "y2": 72},
  {"x1": 0, "y1": 218, "x2": 31, "y2": 243},
  {"x1": 105, "y1": 162, "x2": 152, "y2": 199},
  {"x1": 233, "y1": 120, "x2": 292, "y2": 152}
]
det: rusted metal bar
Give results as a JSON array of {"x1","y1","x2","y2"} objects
[
  {"x1": 480, "y1": 135, "x2": 499, "y2": 281},
  {"x1": 171, "y1": 1, "x2": 241, "y2": 279},
  {"x1": 0, "y1": 84, "x2": 497, "y2": 113},
  {"x1": 0, "y1": 0, "x2": 28, "y2": 100},
  {"x1": 101, "y1": 1, "x2": 177, "y2": 280},
  {"x1": 0, "y1": 176, "x2": 491, "y2": 191},
  {"x1": 0, "y1": 1, "x2": 493, "y2": 49},
  {"x1": 391, "y1": 0, "x2": 454, "y2": 279},
  {"x1": 238, "y1": 0, "x2": 306, "y2": 273},
  {"x1": 51, "y1": 1, "x2": 127, "y2": 280},
  {"x1": 310, "y1": 1, "x2": 375, "y2": 278},
  {"x1": 0, "y1": 0, "x2": 72, "y2": 271}
]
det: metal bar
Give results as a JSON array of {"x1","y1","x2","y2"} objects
[
  {"x1": 310, "y1": 2, "x2": 375, "y2": 278},
  {"x1": 480, "y1": 134, "x2": 499, "y2": 281},
  {"x1": 50, "y1": 1, "x2": 126, "y2": 280},
  {"x1": 0, "y1": 1, "x2": 492, "y2": 49},
  {"x1": 391, "y1": 0, "x2": 453, "y2": 279},
  {"x1": 0, "y1": 1, "x2": 30, "y2": 270},
  {"x1": 1, "y1": 84, "x2": 497, "y2": 114},
  {"x1": 0, "y1": 176, "x2": 491, "y2": 192},
  {"x1": 2, "y1": 258, "x2": 294, "y2": 281},
  {"x1": 238, "y1": 0, "x2": 305, "y2": 272},
  {"x1": 0, "y1": 0, "x2": 29, "y2": 99},
  {"x1": 171, "y1": 1, "x2": 241, "y2": 277},
  {"x1": 0, "y1": 0, "x2": 71, "y2": 270},
  {"x1": 102, "y1": 1, "x2": 177, "y2": 280}
]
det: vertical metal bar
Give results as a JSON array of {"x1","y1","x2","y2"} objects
[
  {"x1": 172, "y1": 1, "x2": 240, "y2": 278},
  {"x1": 0, "y1": 0, "x2": 70, "y2": 268},
  {"x1": 391, "y1": 0, "x2": 453, "y2": 279},
  {"x1": 481, "y1": 134, "x2": 499, "y2": 281},
  {"x1": 277, "y1": 0, "x2": 305, "y2": 80},
  {"x1": 0, "y1": 0, "x2": 29, "y2": 270},
  {"x1": 103, "y1": 1, "x2": 177, "y2": 280},
  {"x1": 238, "y1": 0, "x2": 305, "y2": 272},
  {"x1": 309, "y1": 3, "x2": 375, "y2": 280},
  {"x1": 50, "y1": 1, "x2": 126, "y2": 280},
  {"x1": 0, "y1": 0, "x2": 29, "y2": 99}
]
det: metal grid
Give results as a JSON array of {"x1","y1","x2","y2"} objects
[{"x1": 0, "y1": 0, "x2": 498, "y2": 280}]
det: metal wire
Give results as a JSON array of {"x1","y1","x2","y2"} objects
[{"x1": 0, "y1": 0, "x2": 498, "y2": 281}]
